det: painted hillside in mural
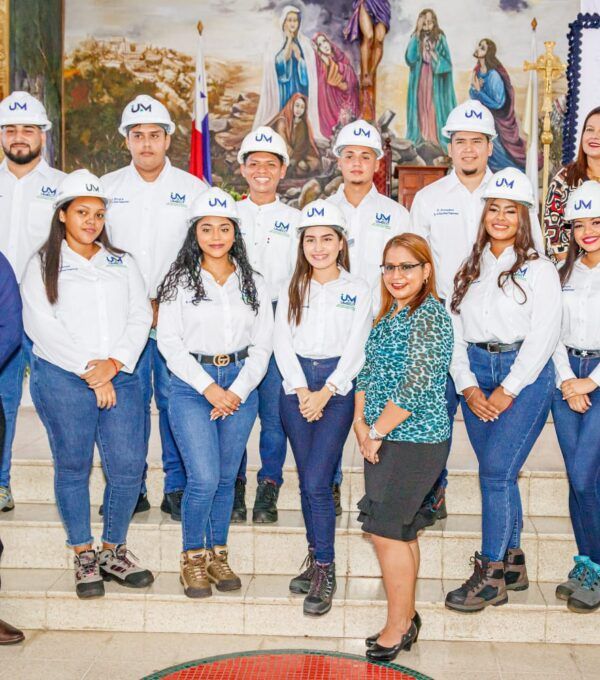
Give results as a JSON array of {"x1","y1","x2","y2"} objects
[{"x1": 64, "y1": 0, "x2": 576, "y2": 205}]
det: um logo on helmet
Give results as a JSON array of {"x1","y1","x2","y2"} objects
[
  {"x1": 131, "y1": 102, "x2": 152, "y2": 113},
  {"x1": 8, "y1": 101, "x2": 27, "y2": 111},
  {"x1": 307, "y1": 207, "x2": 325, "y2": 217},
  {"x1": 575, "y1": 199, "x2": 592, "y2": 211},
  {"x1": 465, "y1": 109, "x2": 483, "y2": 119},
  {"x1": 208, "y1": 197, "x2": 227, "y2": 208},
  {"x1": 495, "y1": 178, "x2": 514, "y2": 189},
  {"x1": 353, "y1": 127, "x2": 371, "y2": 137},
  {"x1": 85, "y1": 184, "x2": 100, "y2": 191},
  {"x1": 255, "y1": 133, "x2": 273, "y2": 143}
]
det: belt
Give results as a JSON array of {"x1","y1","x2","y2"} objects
[
  {"x1": 567, "y1": 347, "x2": 600, "y2": 358},
  {"x1": 474, "y1": 341, "x2": 523, "y2": 354},
  {"x1": 191, "y1": 347, "x2": 249, "y2": 367}
]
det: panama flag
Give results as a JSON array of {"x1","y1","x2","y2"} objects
[{"x1": 189, "y1": 24, "x2": 212, "y2": 184}]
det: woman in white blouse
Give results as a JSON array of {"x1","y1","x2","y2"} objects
[
  {"x1": 273, "y1": 199, "x2": 372, "y2": 616},
  {"x1": 21, "y1": 170, "x2": 154, "y2": 599},
  {"x1": 551, "y1": 181, "x2": 600, "y2": 613},
  {"x1": 444, "y1": 168, "x2": 561, "y2": 613},
  {"x1": 157, "y1": 187, "x2": 273, "y2": 599}
]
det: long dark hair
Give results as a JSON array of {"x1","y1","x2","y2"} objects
[
  {"x1": 565, "y1": 106, "x2": 600, "y2": 187},
  {"x1": 451, "y1": 199, "x2": 538, "y2": 313},
  {"x1": 157, "y1": 218, "x2": 259, "y2": 313},
  {"x1": 287, "y1": 228, "x2": 350, "y2": 326},
  {"x1": 40, "y1": 200, "x2": 123, "y2": 305}
]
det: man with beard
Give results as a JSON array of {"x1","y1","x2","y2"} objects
[{"x1": 0, "y1": 91, "x2": 65, "y2": 511}]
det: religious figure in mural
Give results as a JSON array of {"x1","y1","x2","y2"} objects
[
  {"x1": 312, "y1": 32, "x2": 360, "y2": 139},
  {"x1": 405, "y1": 8, "x2": 457, "y2": 150},
  {"x1": 268, "y1": 93, "x2": 321, "y2": 177},
  {"x1": 254, "y1": 5, "x2": 324, "y2": 141},
  {"x1": 470, "y1": 38, "x2": 528, "y2": 171}
]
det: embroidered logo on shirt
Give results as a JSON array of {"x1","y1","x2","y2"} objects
[
  {"x1": 59, "y1": 264, "x2": 78, "y2": 272},
  {"x1": 270, "y1": 220, "x2": 290, "y2": 235},
  {"x1": 39, "y1": 186, "x2": 57, "y2": 200},
  {"x1": 562, "y1": 284, "x2": 575, "y2": 292},
  {"x1": 433, "y1": 207, "x2": 460, "y2": 217},
  {"x1": 111, "y1": 197, "x2": 130, "y2": 204},
  {"x1": 337, "y1": 293, "x2": 357, "y2": 310},
  {"x1": 513, "y1": 266, "x2": 529, "y2": 280},
  {"x1": 371, "y1": 212, "x2": 391, "y2": 229},
  {"x1": 106, "y1": 254, "x2": 125, "y2": 267},
  {"x1": 169, "y1": 192, "x2": 187, "y2": 206}
]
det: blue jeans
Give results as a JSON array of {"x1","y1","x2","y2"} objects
[
  {"x1": 0, "y1": 335, "x2": 32, "y2": 488},
  {"x1": 280, "y1": 356, "x2": 354, "y2": 563},
  {"x1": 461, "y1": 345, "x2": 554, "y2": 561},
  {"x1": 30, "y1": 358, "x2": 146, "y2": 547},
  {"x1": 136, "y1": 338, "x2": 187, "y2": 494},
  {"x1": 168, "y1": 362, "x2": 258, "y2": 551},
  {"x1": 552, "y1": 354, "x2": 600, "y2": 563}
]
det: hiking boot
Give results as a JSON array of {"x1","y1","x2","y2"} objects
[
  {"x1": 99, "y1": 492, "x2": 150, "y2": 517},
  {"x1": 74, "y1": 549, "x2": 105, "y2": 599},
  {"x1": 445, "y1": 552, "x2": 508, "y2": 612},
  {"x1": 252, "y1": 480, "x2": 279, "y2": 523},
  {"x1": 289, "y1": 548, "x2": 316, "y2": 594},
  {"x1": 503, "y1": 547, "x2": 529, "y2": 591},
  {"x1": 303, "y1": 562, "x2": 336, "y2": 616},
  {"x1": 0, "y1": 486, "x2": 14, "y2": 513},
  {"x1": 568, "y1": 560, "x2": 600, "y2": 613},
  {"x1": 231, "y1": 479, "x2": 247, "y2": 523},
  {"x1": 180, "y1": 548, "x2": 212, "y2": 598},
  {"x1": 98, "y1": 544, "x2": 154, "y2": 588},
  {"x1": 207, "y1": 545, "x2": 242, "y2": 591},
  {"x1": 419, "y1": 484, "x2": 446, "y2": 527},
  {"x1": 160, "y1": 490, "x2": 183, "y2": 521},
  {"x1": 556, "y1": 555, "x2": 590, "y2": 601},
  {"x1": 332, "y1": 483, "x2": 342, "y2": 517}
]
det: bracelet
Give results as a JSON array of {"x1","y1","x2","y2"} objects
[
  {"x1": 353, "y1": 416, "x2": 365, "y2": 426},
  {"x1": 108, "y1": 358, "x2": 120, "y2": 376},
  {"x1": 464, "y1": 388, "x2": 476, "y2": 404}
]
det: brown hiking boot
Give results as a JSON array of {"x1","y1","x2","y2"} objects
[
  {"x1": 504, "y1": 548, "x2": 529, "y2": 591},
  {"x1": 180, "y1": 549, "x2": 212, "y2": 598},
  {"x1": 207, "y1": 545, "x2": 242, "y2": 591},
  {"x1": 445, "y1": 552, "x2": 508, "y2": 612}
]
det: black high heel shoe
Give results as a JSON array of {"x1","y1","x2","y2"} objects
[
  {"x1": 366, "y1": 621, "x2": 418, "y2": 661},
  {"x1": 365, "y1": 611, "x2": 421, "y2": 648}
]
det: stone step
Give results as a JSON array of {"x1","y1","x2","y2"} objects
[
  {"x1": 10, "y1": 409, "x2": 570, "y2": 517},
  {"x1": 2, "y1": 569, "x2": 598, "y2": 644},
  {"x1": 0, "y1": 504, "x2": 577, "y2": 582}
]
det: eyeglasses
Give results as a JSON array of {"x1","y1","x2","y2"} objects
[{"x1": 380, "y1": 262, "x2": 425, "y2": 275}]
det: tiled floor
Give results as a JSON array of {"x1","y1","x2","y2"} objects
[{"x1": 2, "y1": 630, "x2": 599, "y2": 680}]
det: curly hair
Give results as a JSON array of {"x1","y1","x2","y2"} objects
[
  {"x1": 157, "y1": 219, "x2": 260, "y2": 313},
  {"x1": 451, "y1": 199, "x2": 539, "y2": 313}
]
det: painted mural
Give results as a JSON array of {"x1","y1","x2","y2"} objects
[{"x1": 63, "y1": 0, "x2": 578, "y2": 203}]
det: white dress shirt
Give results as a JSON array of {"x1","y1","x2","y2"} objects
[
  {"x1": 21, "y1": 242, "x2": 152, "y2": 376},
  {"x1": 274, "y1": 268, "x2": 372, "y2": 395},
  {"x1": 449, "y1": 245, "x2": 561, "y2": 396},
  {"x1": 237, "y1": 196, "x2": 300, "y2": 302},
  {"x1": 553, "y1": 259, "x2": 600, "y2": 387},
  {"x1": 156, "y1": 269, "x2": 273, "y2": 402},
  {"x1": 409, "y1": 169, "x2": 545, "y2": 301},
  {"x1": 327, "y1": 184, "x2": 409, "y2": 289},
  {"x1": 102, "y1": 159, "x2": 208, "y2": 298},
  {"x1": 0, "y1": 158, "x2": 66, "y2": 282}
]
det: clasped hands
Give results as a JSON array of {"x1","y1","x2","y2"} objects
[
  {"x1": 81, "y1": 358, "x2": 123, "y2": 410},
  {"x1": 295, "y1": 386, "x2": 332, "y2": 423},
  {"x1": 560, "y1": 377, "x2": 597, "y2": 414},
  {"x1": 204, "y1": 383, "x2": 242, "y2": 420},
  {"x1": 353, "y1": 418, "x2": 381, "y2": 465},
  {"x1": 462, "y1": 385, "x2": 513, "y2": 422}
]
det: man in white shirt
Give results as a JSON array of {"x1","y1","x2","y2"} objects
[
  {"x1": 0, "y1": 91, "x2": 65, "y2": 511},
  {"x1": 103, "y1": 95, "x2": 208, "y2": 520},
  {"x1": 232, "y1": 127, "x2": 300, "y2": 524}
]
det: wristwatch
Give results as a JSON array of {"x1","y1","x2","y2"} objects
[{"x1": 368, "y1": 424, "x2": 384, "y2": 440}]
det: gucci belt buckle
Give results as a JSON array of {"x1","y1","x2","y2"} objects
[{"x1": 213, "y1": 354, "x2": 231, "y2": 367}]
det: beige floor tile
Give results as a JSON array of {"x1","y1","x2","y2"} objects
[
  {"x1": 84, "y1": 660, "x2": 175, "y2": 680},
  {"x1": 572, "y1": 644, "x2": 600, "y2": 674},
  {"x1": 17, "y1": 629, "x2": 111, "y2": 660},
  {"x1": 0, "y1": 658, "x2": 94, "y2": 680},
  {"x1": 492, "y1": 641, "x2": 580, "y2": 675}
]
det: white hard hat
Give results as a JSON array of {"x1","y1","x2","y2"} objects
[
  {"x1": 118, "y1": 95, "x2": 175, "y2": 136},
  {"x1": 564, "y1": 181, "x2": 600, "y2": 221},
  {"x1": 333, "y1": 119, "x2": 383, "y2": 159},
  {"x1": 442, "y1": 100, "x2": 497, "y2": 140},
  {"x1": 238, "y1": 126, "x2": 290, "y2": 165},
  {"x1": 298, "y1": 199, "x2": 347, "y2": 236},
  {"x1": 189, "y1": 187, "x2": 240, "y2": 227},
  {"x1": 482, "y1": 167, "x2": 535, "y2": 208},
  {"x1": 53, "y1": 170, "x2": 108, "y2": 210},
  {"x1": 0, "y1": 91, "x2": 52, "y2": 130}
]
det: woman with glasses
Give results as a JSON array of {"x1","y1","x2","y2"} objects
[{"x1": 354, "y1": 233, "x2": 453, "y2": 660}]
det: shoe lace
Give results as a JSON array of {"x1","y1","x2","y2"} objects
[
  {"x1": 188, "y1": 554, "x2": 208, "y2": 580},
  {"x1": 308, "y1": 564, "x2": 333, "y2": 598},
  {"x1": 77, "y1": 553, "x2": 97, "y2": 578},
  {"x1": 463, "y1": 555, "x2": 486, "y2": 592},
  {"x1": 581, "y1": 563, "x2": 600, "y2": 591},
  {"x1": 214, "y1": 551, "x2": 235, "y2": 577},
  {"x1": 297, "y1": 551, "x2": 315, "y2": 578},
  {"x1": 261, "y1": 483, "x2": 277, "y2": 502},
  {"x1": 115, "y1": 546, "x2": 140, "y2": 569}
]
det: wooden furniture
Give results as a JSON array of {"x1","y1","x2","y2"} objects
[{"x1": 395, "y1": 164, "x2": 449, "y2": 210}]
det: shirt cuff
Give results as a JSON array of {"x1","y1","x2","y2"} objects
[
  {"x1": 556, "y1": 366, "x2": 577, "y2": 387},
  {"x1": 589, "y1": 365, "x2": 600, "y2": 389},
  {"x1": 454, "y1": 371, "x2": 479, "y2": 394},
  {"x1": 229, "y1": 376, "x2": 251, "y2": 403},
  {"x1": 501, "y1": 374, "x2": 523, "y2": 397},
  {"x1": 326, "y1": 369, "x2": 353, "y2": 397}
]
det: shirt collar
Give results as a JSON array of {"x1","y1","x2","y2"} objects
[
  {"x1": 245, "y1": 195, "x2": 281, "y2": 211},
  {"x1": 0, "y1": 156, "x2": 53, "y2": 180},
  {"x1": 447, "y1": 167, "x2": 493, "y2": 194},
  {"x1": 335, "y1": 183, "x2": 380, "y2": 208},
  {"x1": 61, "y1": 239, "x2": 106, "y2": 265},
  {"x1": 128, "y1": 157, "x2": 172, "y2": 184}
]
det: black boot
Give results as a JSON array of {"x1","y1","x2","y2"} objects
[
  {"x1": 231, "y1": 479, "x2": 247, "y2": 523},
  {"x1": 160, "y1": 490, "x2": 183, "y2": 521},
  {"x1": 289, "y1": 549, "x2": 316, "y2": 594},
  {"x1": 332, "y1": 483, "x2": 342, "y2": 517},
  {"x1": 252, "y1": 480, "x2": 279, "y2": 523},
  {"x1": 419, "y1": 483, "x2": 447, "y2": 527},
  {"x1": 303, "y1": 562, "x2": 336, "y2": 616},
  {"x1": 99, "y1": 491, "x2": 150, "y2": 517}
]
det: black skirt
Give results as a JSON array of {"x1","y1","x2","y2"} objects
[{"x1": 357, "y1": 439, "x2": 450, "y2": 541}]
